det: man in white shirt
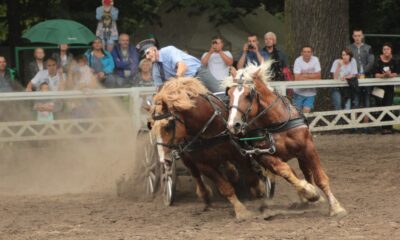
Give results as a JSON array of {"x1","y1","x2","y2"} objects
[
  {"x1": 26, "y1": 57, "x2": 65, "y2": 92},
  {"x1": 201, "y1": 36, "x2": 233, "y2": 90},
  {"x1": 292, "y1": 45, "x2": 321, "y2": 113}
]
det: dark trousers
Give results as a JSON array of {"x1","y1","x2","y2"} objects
[{"x1": 195, "y1": 66, "x2": 222, "y2": 93}]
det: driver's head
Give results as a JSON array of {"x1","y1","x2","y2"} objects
[{"x1": 144, "y1": 46, "x2": 158, "y2": 62}]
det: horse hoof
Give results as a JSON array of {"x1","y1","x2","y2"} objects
[
  {"x1": 330, "y1": 207, "x2": 348, "y2": 219},
  {"x1": 299, "y1": 182, "x2": 320, "y2": 202}
]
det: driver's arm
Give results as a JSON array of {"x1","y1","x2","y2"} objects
[{"x1": 176, "y1": 61, "x2": 187, "y2": 77}]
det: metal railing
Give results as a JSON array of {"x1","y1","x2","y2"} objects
[{"x1": 0, "y1": 78, "x2": 399, "y2": 142}]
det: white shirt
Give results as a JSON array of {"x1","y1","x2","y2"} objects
[
  {"x1": 201, "y1": 51, "x2": 232, "y2": 81},
  {"x1": 330, "y1": 58, "x2": 358, "y2": 78},
  {"x1": 31, "y1": 70, "x2": 63, "y2": 91},
  {"x1": 293, "y1": 55, "x2": 321, "y2": 96}
]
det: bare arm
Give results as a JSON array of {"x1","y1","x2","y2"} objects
[
  {"x1": 294, "y1": 72, "x2": 321, "y2": 81},
  {"x1": 176, "y1": 61, "x2": 187, "y2": 77},
  {"x1": 26, "y1": 81, "x2": 33, "y2": 91},
  {"x1": 237, "y1": 43, "x2": 249, "y2": 69},
  {"x1": 219, "y1": 51, "x2": 233, "y2": 66},
  {"x1": 201, "y1": 49, "x2": 213, "y2": 66}
]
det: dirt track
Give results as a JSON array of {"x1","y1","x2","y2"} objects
[{"x1": 1, "y1": 134, "x2": 400, "y2": 240}]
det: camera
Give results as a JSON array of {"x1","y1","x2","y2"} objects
[{"x1": 248, "y1": 44, "x2": 255, "y2": 50}]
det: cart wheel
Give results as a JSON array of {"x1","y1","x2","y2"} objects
[
  {"x1": 138, "y1": 131, "x2": 160, "y2": 196},
  {"x1": 162, "y1": 159, "x2": 176, "y2": 206},
  {"x1": 264, "y1": 174, "x2": 275, "y2": 199}
]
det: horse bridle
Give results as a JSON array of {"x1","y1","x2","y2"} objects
[
  {"x1": 152, "y1": 94, "x2": 225, "y2": 154},
  {"x1": 228, "y1": 75, "x2": 257, "y2": 124},
  {"x1": 228, "y1": 76, "x2": 291, "y2": 132},
  {"x1": 152, "y1": 108, "x2": 185, "y2": 151}
]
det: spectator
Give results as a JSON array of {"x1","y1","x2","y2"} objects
[
  {"x1": 67, "y1": 55, "x2": 97, "y2": 90},
  {"x1": 347, "y1": 29, "x2": 375, "y2": 108},
  {"x1": 33, "y1": 82, "x2": 54, "y2": 122},
  {"x1": 96, "y1": 0, "x2": 118, "y2": 48},
  {"x1": 26, "y1": 57, "x2": 65, "y2": 92},
  {"x1": 52, "y1": 44, "x2": 73, "y2": 72},
  {"x1": 236, "y1": 34, "x2": 264, "y2": 69},
  {"x1": 25, "y1": 48, "x2": 46, "y2": 85},
  {"x1": 111, "y1": 33, "x2": 140, "y2": 87},
  {"x1": 26, "y1": 57, "x2": 65, "y2": 118},
  {"x1": 133, "y1": 59, "x2": 153, "y2": 87},
  {"x1": 138, "y1": 39, "x2": 220, "y2": 92},
  {"x1": 292, "y1": 45, "x2": 321, "y2": 113},
  {"x1": 330, "y1": 48, "x2": 358, "y2": 110},
  {"x1": 0, "y1": 56, "x2": 19, "y2": 92},
  {"x1": 84, "y1": 37, "x2": 116, "y2": 88},
  {"x1": 201, "y1": 36, "x2": 233, "y2": 84},
  {"x1": 373, "y1": 42, "x2": 399, "y2": 134},
  {"x1": 261, "y1": 32, "x2": 289, "y2": 81},
  {"x1": 66, "y1": 56, "x2": 98, "y2": 118}
]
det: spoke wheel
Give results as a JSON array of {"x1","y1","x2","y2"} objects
[
  {"x1": 264, "y1": 175, "x2": 275, "y2": 199},
  {"x1": 138, "y1": 131, "x2": 160, "y2": 196},
  {"x1": 162, "y1": 159, "x2": 176, "y2": 206}
]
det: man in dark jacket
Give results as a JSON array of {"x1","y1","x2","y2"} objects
[
  {"x1": 260, "y1": 32, "x2": 289, "y2": 81},
  {"x1": 111, "y1": 33, "x2": 140, "y2": 87}
]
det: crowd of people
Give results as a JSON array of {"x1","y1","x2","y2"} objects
[{"x1": 0, "y1": 1, "x2": 398, "y2": 133}]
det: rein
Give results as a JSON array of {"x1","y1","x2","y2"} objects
[{"x1": 153, "y1": 93, "x2": 228, "y2": 154}]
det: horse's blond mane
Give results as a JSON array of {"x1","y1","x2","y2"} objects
[
  {"x1": 221, "y1": 61, "x2": 274, "y2": 91},
  {"x1": 153, "y1": 77, "x2": 208, "y2": 110},
  {"x1": 151, "y1": 77, "x2": 208, "y2": 135}
]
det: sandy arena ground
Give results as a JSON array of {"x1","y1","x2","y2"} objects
[{"x1": 0, "y1": 133, "x2": 399, "y2": 240}]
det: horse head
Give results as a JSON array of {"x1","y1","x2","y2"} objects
[
  {"x1": 150, "y1": 77, "x2": 209, "y2": 164},
  {"x1": 222, "y1": 61, "x2": 274, "y2": 135}
]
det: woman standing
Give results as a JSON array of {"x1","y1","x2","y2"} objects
[
  {"x1": 373, "y1": 42, "x2": 399, "y2": 134},
  {"x1": 330, "y1": 48, "x2": 358, "y2": 110}
]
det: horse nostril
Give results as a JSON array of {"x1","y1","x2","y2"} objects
[{"x1": 234, "y1": 122, "x2": 242, "y2": 129}]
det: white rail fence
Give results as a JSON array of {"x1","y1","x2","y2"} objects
[{"x1": 0, "y1": 79, "x2": 399, "y2": 142}]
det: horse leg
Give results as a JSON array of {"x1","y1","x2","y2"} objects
[
  {"x1": 301, "y1": 144, "x2": 347, "y2": 217},
  {"x1": 182, "y1": 159, "x2": 212, "y2": 209},
  {"x1": 223, "y1": 160, "x2": 240, "y2": 183},
  {"x1": 257, "y1": 155, "x2": 320, "y2": 202},
  {"x1": 196, "y1": 162, "x2": 252, "y2": 219},
  {"x1": 296, "y1": 156, "x2": 317, "y2": 203},
  {"x1": 233, "y1": 155, "x2": 266, "y2": 199}
]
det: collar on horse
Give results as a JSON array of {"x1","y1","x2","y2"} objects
[{"x1": 229, "y1": 87, "x2": 307, "y2": 157}]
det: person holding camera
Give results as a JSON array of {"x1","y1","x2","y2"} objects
[
  {"x1": 373, "y1": 42, "x2": 399, "y2": 134},
  {"x1": 236, "y1": 34, "x2": 264, "y2": 69},
  {"x1": 201, "y1": 36, "x2": 233, "y2": 84},
  {"x1": 261, "y1": 32, "x2": 289, "y2": 81}
]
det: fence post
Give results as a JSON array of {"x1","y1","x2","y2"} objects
[{"x1": 130, "y1": 88, "x2": 142, "y2": 137}]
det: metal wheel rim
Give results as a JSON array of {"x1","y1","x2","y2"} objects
[
  {"x1": 265, "y1": 176, "x2": 272, "y2": 199},
  {"x1": 163, "y1": 176, "x2": 174, "y2": 206}
]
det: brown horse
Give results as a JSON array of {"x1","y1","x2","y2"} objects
[
  {"x1": 223, "y1": 62, "x2": 347, "y2": 217},
  {"x1": 150, "y1": 77, "x2": 265, "y2": 218}
]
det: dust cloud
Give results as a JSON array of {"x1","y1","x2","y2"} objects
[{"x1": 0, "y1": 89, "x2": 150, "y2": 198}]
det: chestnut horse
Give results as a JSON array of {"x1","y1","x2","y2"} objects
[
  {"x1": 223, "y1": 62, "x2": 347, "y2": 217},
  {"x1": 150, "y1": 77, "x2": 265, "y2": 218}
]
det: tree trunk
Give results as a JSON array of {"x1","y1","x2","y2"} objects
[
  {"x1": 6, "y1": 0, "x2": 22, "y2": 66},
  {"x1": 285, "y1": 0, "x2": 349, "y2": 78},
  {"x1": 285, "y1": 0, "x2": 349, "y2": 110}
]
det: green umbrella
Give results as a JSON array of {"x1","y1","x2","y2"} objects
[{"x1": 22, "y1": 19, "x2": 96, "y2": 45}]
